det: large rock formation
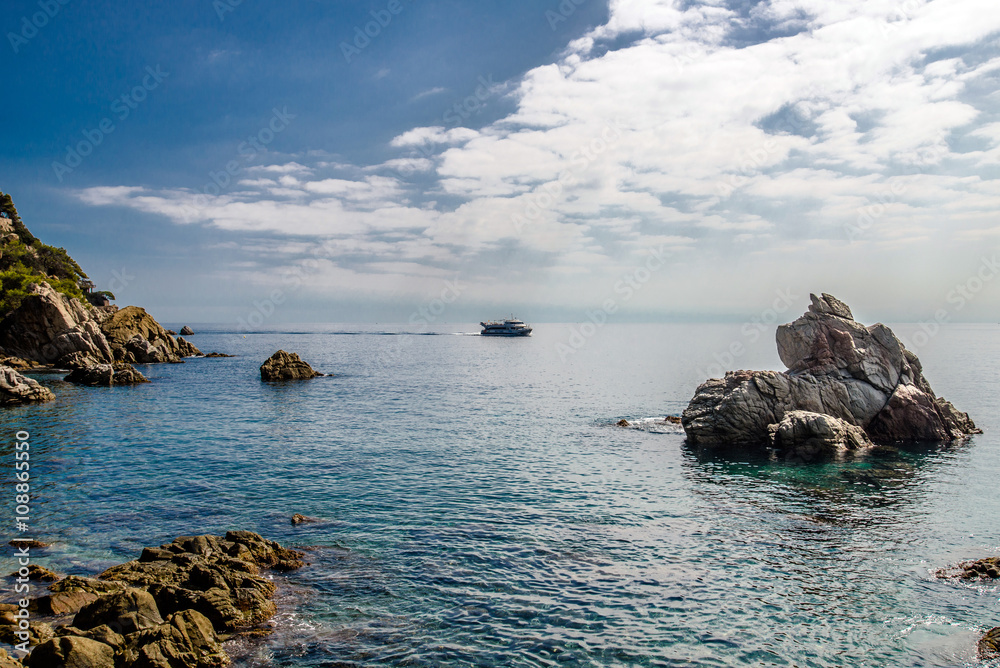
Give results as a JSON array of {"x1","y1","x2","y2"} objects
[
  {"x1": 101, "y1": 307, "x2": 201, "y2": 364},
  {"x1": 0, "y1": 283, "x2": 113, "y2": 366},
  {"x1": 260, "y1": 350, "x2": 323, "y2": 381},
  {"x1": 682, "y1": 293, "x2": 979, "y2": 450},
  {"x1": 0, "y1": 282, "x2": 202, "y2": 373},
  {"x1": 18, "y1": 531, "x2": 303, "y2": 668},
  {"x1": 0, "y1": 365, "x2": 55, "y2": 405}
]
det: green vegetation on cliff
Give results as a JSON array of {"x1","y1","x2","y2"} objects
[{"x1": 0, "y1": 192, "x2": 89, "y2": 315}]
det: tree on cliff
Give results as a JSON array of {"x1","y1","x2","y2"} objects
[{"x1": 0, "y1": 191, "x2": 90, "y2": 316}]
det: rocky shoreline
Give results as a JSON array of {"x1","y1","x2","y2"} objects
[{"x1": 1, "y1": 531, "x2": 303, "y2": 667}]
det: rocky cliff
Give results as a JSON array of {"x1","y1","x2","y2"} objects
[{"x1": 682, "y1": 293, "x2": 979, "y2": 456}]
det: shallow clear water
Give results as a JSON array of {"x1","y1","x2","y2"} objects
[{"x1": 2, "y1": 323, "x2": 999, "y2": 667}]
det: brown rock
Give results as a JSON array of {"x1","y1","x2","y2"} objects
[
  {"x1": 8, "y1": 539, "x2": 48, "y2": 549},
  {"x1": 73, "y1": 588, "x2": 164, "y2": 635},
  {"x1": 260, "y1": 350, "x2": 322, "y2": 381},
  {"x1": 101, "y1": 306, "x2": 189, "y2": 364},
  {"x1": 8, "y1": 564, "x2": 57, "y2": 581},
  {"x1": 981, "y1": 627, "x2": 1000, "y2": 661},
  {"x1": 179, "y1": 326, "x2": 194, "y2": 336},
  {"x1": 23, "y1": 635, "x2": 115, "y2": 667},
  {"x1": 0, "y1": 648, "x2": 24, "y2": 668},
  {"x1": 616, "y1": 419, "x2": 630, "y2": 427},
  {"x1": 175, "y1": 337, "x2": 201, "y2": 358},
  {"x1": 124, "y1": 609, "x2": 227, "y2": 668},
  {"x1": 291, "y1": 514, "x2": 320, "y2": 525}
]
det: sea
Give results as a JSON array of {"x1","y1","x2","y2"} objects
[{"x1": 2, "y1": 322, "x2": 999, "y2": 667}]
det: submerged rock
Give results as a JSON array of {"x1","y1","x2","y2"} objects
[
  {"x1": 290, "y1": 514, "x2": 320, "y2": 525},
  {"x1": 8, "y1": 564, "x2": 58, "y2": 582},
  {"x1": 682, "y1": 293, "x2": 979, "y2": 449},
  {"x1": 616, "y1": 419, "x2": 630, "y2": 427},
  {"x1": 260, "y1": 350, "x2": 323, "y2": 381},
  {"x1": 65, "y1": 362, "x2": 150, "y2": 387},
  {"x1": 0, "y1": 365, "x2": 55, "y2": 405}
]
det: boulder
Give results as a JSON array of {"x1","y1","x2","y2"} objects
[
  {"x1": 768, "y1": 410, "x2": 874, "y2": 462},
  {"x1": 0, "y1": 365, "x2": 55, "y2": 405},
  {"x1": 0, "y1": 282, "x2": 114, "y2": 365},
  {"x1": 101, "y1": 307, "x2": 199, "y2": 364},
  {"x1": 290, "y1": 514, "x2": 320, "y2": 525},
  {"x1": 98, "y1": 531, "x2": 304, "y2": 632},
  {"x1": 31, "y1": 577, "x2": 127, "y2": 616},
  {"x1": 0, "y1": 648, "x2": 23, "y2": 668},
  {"x1": 175, "y1": 337, "x2": 200, "y2": 358},
  {"x1": 179, "y1": 326, "x2": 194, "y2": 336},
  {"x1": 683, "y1": 294, "x2": 979, "y2": 448},
  {"x1": 23, "y1": 636, "x2": 115, "y2": 667},
  {"x1": 73, "y1": 588, "x2": 164, "y2": 635},
  {"x1": 65, "y1": 362, "x2": 150, "y2": 387},
  {"x1": 121, "y1": 609, "x2": 227, "y2": 668},
  {"x1": 260, "y1": 350, "x2": 322, "y2": 381},
  {"x1": 981, "y1": 627, "x2": 1000, "y2": 661}
]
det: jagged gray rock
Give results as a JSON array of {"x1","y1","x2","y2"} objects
[
  {"x1": 768, "y1": 410, "x2": 874, "y2": 462},
  {"x1": 0, "y1": 365, "x2": 55, "y2": 405},
  {"x1": 682, "y1": 293, "x2": 979, "y2": 448},
  {"x1": 179, "y1": 326, "x2": 194, "y2": 336}
]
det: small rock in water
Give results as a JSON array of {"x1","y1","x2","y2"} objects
[
  {"x1": 8, "y1": 538, "x2": 49, "y2": 549},
  {"x1": 260, "y1": 350, "x2": 324, "y2": 381},
  {"x1": 291, "y1": 513, "x2": 320, "y2": 525},
  {"x1": 180, "y1": 325, "x2": 194, "y2": 335},
  {"x1": 616, "y1": 419, "x2": 630, "y2": 427},
  {"x1": 663, "y1": 415, "x2": 682, "y2": 424},
  {"x1": 8, "y1": 564, "x2": 58, "y2": 581}
]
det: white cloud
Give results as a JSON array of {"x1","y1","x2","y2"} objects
[{"x1": 75, "y1": 0, "x2": 1000, "y2": 314}]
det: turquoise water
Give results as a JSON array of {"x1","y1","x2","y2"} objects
[{"x1": 2, "y1": 323, "x2": 999, "y2": 667}]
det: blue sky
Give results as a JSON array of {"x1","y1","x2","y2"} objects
[{"x1": 3, "y1": 0, "x2": 1000, "y2": 324}]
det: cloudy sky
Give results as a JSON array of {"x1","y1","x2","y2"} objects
[{"x1": 4, "y1": 0, "x2": 1000, "y2": 324}]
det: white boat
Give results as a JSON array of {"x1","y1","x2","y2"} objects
[{"x1": 480, "y1": 317, "x2": 532, "y2": 337}]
